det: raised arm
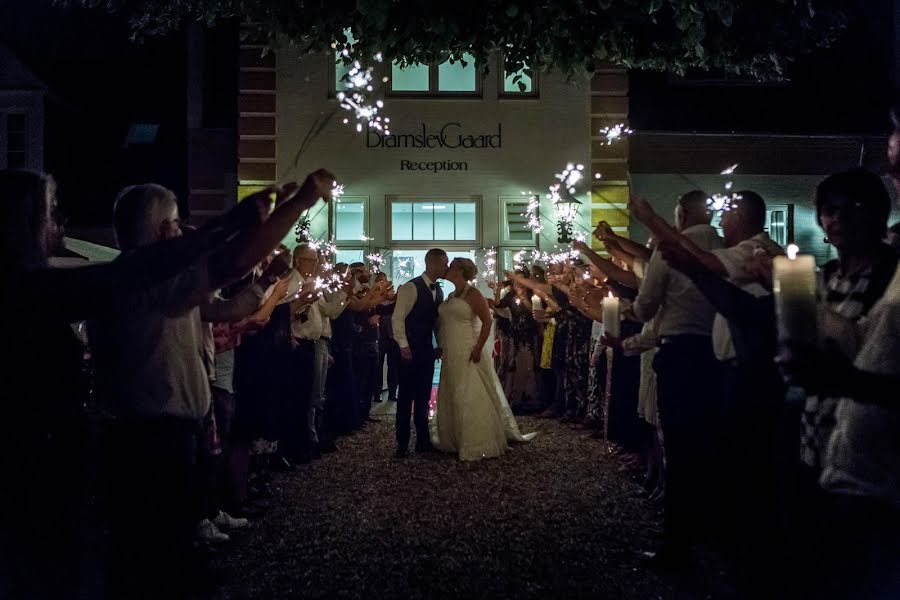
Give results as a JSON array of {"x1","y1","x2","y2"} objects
[
  {"x1": 208, "y1": 170, "x2": 335, "y2": 289},
  {"x1": 573, "y1": 240, "x2": 639, "y2": 289},
  {"x1": 594, "y1": 221, "x2": 652, "y2": 264}
]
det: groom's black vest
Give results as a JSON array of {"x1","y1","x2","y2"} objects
[{"x1": 405, "y1": 276, "x2": 442, "y2": 353}]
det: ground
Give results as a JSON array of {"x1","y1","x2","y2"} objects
[{"x1": 217, "y1": 416, "x2": 724, "y2": 599}]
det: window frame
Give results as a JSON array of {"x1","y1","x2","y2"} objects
[
  {"x1": 386, "y1": 195, "x2": 482, "y2": 248},
  {"x1": 498, "y1": 55, "x2": 539, "y2": 99},
  {"x1": 0, "y1": 112, "x2": 28, "y2": 170},
  {"x1": 387, "y1": 56, "x2": 482, "y2": 98},
  {"x1": 329, "y1": 195, "x2": 370, "y2": 244},
  {"x1": 765, "y1": 203, "x2": 794, "y2": 246},
  {"x1": 499, "y1": 195, "x2": 539, "y2": 247}
]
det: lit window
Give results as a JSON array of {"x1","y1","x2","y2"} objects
[
  {"x1": 388, "y1": 197, "x2": 481, "y2": 245},
  {"x1": 333, "y1": 29, "x2": 357, "y2": 91},
  {"x1": 389, "y1": 55, "x2": 480, "y2": 96},
  {"x1": 502, "y1": 59, "x2": 537, "y2": 96},
  {"x1": 500, "y1": 195, "x2": 538, "y2": 246},
  {"x1": 391, "y1": 62, "x2": 430, "y2": 92},
  {"x1": 438, "y1": 53, "x2": 476, "y2": 92},
  {"x1": 766, "y1": 204, "x2": 792, "y2": 247},
  {"x1": 331, "y1": 196, "x2": 368, "y2": 242}
]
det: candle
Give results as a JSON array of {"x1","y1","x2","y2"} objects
[
  {"x1": 773, "y1": 244, "x2": 818, "y2": 348},
  {"x1": 531, "y1": 294, "x2": 543, "y2": 311},
  {"x1": 602, "y1": 292, "x2": 620, "y2": 338}
]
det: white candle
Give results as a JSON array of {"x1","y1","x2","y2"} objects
[
  {"x1": 773, "y1": 244, "x2": 818, "y2": 348},
  {"x1": 602, "y1": 292, "x2": 620, "y2": 338},
  {"x1": 531, "y1": 294, "x2": 543, "y2": 311}
]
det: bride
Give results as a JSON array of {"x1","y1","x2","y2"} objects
[{"x1": 430, "y1": 257, "x2": 537, "y2": 461}]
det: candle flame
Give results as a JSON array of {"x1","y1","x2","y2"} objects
[
  {"x1": 787, "y1": 244, "x2": 799, "y2": 260},
  {"x1": 608, "y1": 291, "x2": 613, "y2": 299}
]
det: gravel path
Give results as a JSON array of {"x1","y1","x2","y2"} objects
[{"x1": 217, "y1": 417, "x2": 713, "y2": 599}]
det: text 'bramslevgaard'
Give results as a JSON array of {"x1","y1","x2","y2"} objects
[{"x1": 367, "y1": 123, "x2": 502, "y2": 149}]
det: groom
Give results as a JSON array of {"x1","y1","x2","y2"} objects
[{"x1": 391, "y1": 248, "x2": 449, "y2": 457}]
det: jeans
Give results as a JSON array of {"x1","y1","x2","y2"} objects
[{"x1": 308, "y1": 338, "x2": 330, "y2": 445}]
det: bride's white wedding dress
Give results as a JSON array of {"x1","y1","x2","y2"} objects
[{"x1": 430, "y1": 286, "x2": 537, "y2": 461}]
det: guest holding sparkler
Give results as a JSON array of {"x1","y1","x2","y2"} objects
[
  {"x1": 90, "y1": 170, "x2": 335, "y2": 595},
  {"x1": 626, "y1": 189, "x2": 724, "y2": 569},
  {"x1": 1, "y1": 169, "x2": 309, "y2": 597}
]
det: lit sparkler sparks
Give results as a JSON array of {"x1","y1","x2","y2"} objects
[
  {"x1": 366, "y1": 252, "x2": 385, "y2": 270},
  {"x1": 520, "y1": 191, "x2": 541, "y2": 232},
  {"x1": 706, "y1": 163, "x2": 742, "y2": 214},
  {"x1": 483, "y1": 247, "x2": 497, "y2": 283},
  {"x1": 598, "y1": 123, "x2": 634, "y2": 145},
  {"x1": 547, "y1": 163, "x2": 585, "y2": 203},
  {"x1": 336, "y1": 60, "x2": 391, "y2": 135},
  {"x1": 331, "y1": 181, "x2": 345, "y2": 200}
]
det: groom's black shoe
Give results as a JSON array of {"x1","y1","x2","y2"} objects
[{"x1": 395, "y1": 448, "x2": 409, "y2": 459}]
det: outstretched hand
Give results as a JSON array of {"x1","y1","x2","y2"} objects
[{"x1": 628, "y1": 193, "x2": 655, "y2": 224}]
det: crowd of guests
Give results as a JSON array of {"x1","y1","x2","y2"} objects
[
  {"x1": 0, "y1": 167, "x2": 410, "y2": 597},
  {"x1": 3, "y1": 107, "x2": 900, "y2": 598},
  {"x1": 476, "y1": 109, "x2": 900, "y2": 598}
]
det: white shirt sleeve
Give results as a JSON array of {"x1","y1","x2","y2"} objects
[
  {"x1": 632, "y1": 249, "x2": 669, "y2": 323},
  {"x1": 391, "y1": 281, "x2": 417, "y2": 349},
  {"x1": 319, "y1": 290, "x2": 349, "y2": 319},
  {"x1": 712, "y1": 242, "x2": 755, "y2": 282},
  {"x1": 622, "y1": 318, "x2": 660, "y2": 357}
]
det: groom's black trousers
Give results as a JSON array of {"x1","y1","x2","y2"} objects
[{"x1": 396, "y1": 347, "x2": 435, "y2": 451}]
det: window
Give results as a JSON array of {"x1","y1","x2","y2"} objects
[
  {"x1": 501, "y1": 60, "x2": 537, "y2": 96},
  {"x1": 1, "y1": 113, "x2": 26, "y2": 169},
  {"x1": 330, "y1": 196, "x2": 370, "y2": 262},
  {"x1": 332, "y1": 29, "x2": 357, "y2": 93},
  {"x1": 389, "y1": 54, "x2": 480, "y2": 96},
  {"x1": 388, "y1": 196, "x2": 480, "y2": 246},
  {"x1": 500, "y1": 195, "x2": 538, "y2": 246},
  {"x1": 766, "y1": 204, "x2": 793, "y2": 246}
]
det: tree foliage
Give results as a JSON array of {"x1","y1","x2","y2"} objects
[{"x1": 63, "y1": 0, "x2": 854, "y2": 81}]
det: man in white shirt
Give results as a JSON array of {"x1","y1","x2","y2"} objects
[
  {"x1": 629, "y1": 190, "x2": 725, "y2": 566},
  {"x1": 391, "y1": 248, "x2": 449, "y2": 457}
]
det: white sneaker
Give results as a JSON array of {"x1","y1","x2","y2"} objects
[
  {"x1": 213, "y1": 510, "x2": 249, "y2": 530},
  {"x1": 195, "y1": 518, "x2": 230, "y2": 543}
]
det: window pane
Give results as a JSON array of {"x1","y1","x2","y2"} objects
[
  {"x1": 335, "y1": 200, "x2": 365, "y2": 241},
  {"x1": 505, "y1": 201, "x2": 533, "y2": 242},
  {"x1": 336, "y1": 249, "x2": 364, "y2": 265},
  {"x1": 438, "y1": 53, "x2": 476, "y2": 92},
  {"x1": 334, "y1": 29, "x2": 356, "y2": 90},
  {"x1": 433, "y1": 204, "x2": 454, "y2": 239},
  {"x1": 391, "y1": 202, "x2": 413, "y2": 240},
  {"x1": 504, "y1": 64, "x2": 533, "y2": 93},
  {"x1": 413, "y1": 203, "x2": 434, "y2": 240},
  {"x1": 454, "y1": 202, "x2": 477, "y2": 240},
  {"x1": 391, "y1": 62, "x2": 430, "y2": 92}
]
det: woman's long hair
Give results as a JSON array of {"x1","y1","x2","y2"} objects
[{"x1": 1, "y1": 169, "x2": 55, "y2": 270}]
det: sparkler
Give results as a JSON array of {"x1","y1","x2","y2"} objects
[
  {"x1": 331, "y1": 181, "x2": 345, "y2": 200},
  {"x1": 706, "y1": 163, "x2": 741, "y2": 214},
  {"x1": 520, "y1": 191, "x2": 542, "y2": 232},
  {"x1": 366, "y1": 252, "x2": 385, "y2": 270},
  {"x1": 482, "y1": 247, "x2": 497, "y2": 284},
  {"x1": 336, "y1": 60, "x2": 391, "y2": 135},
  {"x1": 598, "y1": 123, "x2": 634, "y2": 145}
]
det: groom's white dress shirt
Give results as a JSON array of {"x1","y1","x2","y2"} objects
[{"x1": 392, "y1": 273, "x2": 437, "y2": 350}]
